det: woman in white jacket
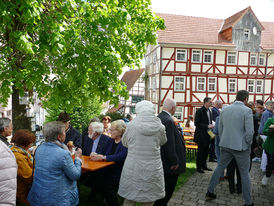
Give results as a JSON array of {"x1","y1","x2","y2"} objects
[
  {"x1": 118, "y1": 100, "x2": 167, "y2": 206},
  {"x1": 0, "y1": 140, "x2": 17, "y2": 206}
]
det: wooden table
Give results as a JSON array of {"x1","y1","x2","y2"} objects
[{"x1": 74, "y1": 155, "x2": 115, "y2": 172}]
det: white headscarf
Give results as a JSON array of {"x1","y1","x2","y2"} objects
[{"x1": 135, "y1": 100, "x2": 155, "y2": 116}]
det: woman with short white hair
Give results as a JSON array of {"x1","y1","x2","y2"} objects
[{"x1": 118, "y1": 100, "x2": 167, "y2": 206}]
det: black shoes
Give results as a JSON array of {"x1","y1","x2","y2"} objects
[
  {"x1": 209, "y1": 158, "x2": 217, "y2": 162},
  {"x1": 197, "y1": 169, "x2": 205, "y2": 173},
  {"x1": 205, "y1": 191, "x2": 216, "y2": 200},
  {"x1": 244, "y1": 203, "x2": 254, "y2": 206},
  {"x1": 203, "y1": 167, "x2": 213, "y2": 171}
]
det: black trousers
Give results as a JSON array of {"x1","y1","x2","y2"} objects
[
  {"x1": 227, "y1": 158, "x2": 241, "y2": 192},
  {"x1": 154, "y1": 173, "x2": 179, "y2": 206},
  {"x1": 266, "y1": 152, "x2": 274, "y2": 177},
  {"x1": 209, "y1": 139, "x2": 216, "y2": 159},
  {"x1": 196, "y1": 142, "x2": 210, "y2": 170}
]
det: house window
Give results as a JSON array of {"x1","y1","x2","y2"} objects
[
  {"x1": 132, "y1": 95, "x2": 144, "y2": 103},
  {"x1": 250, "y1": 53, "x2": 257, "y2": 66},
  {"x1": 130, "y1": 106, "x2": 136, "y2": 114},
  {"x1": 256, "y1": 80, "x2": 263, "y2": 93},
  {"x1": 192, "y1": 50, "x2": 201, "y2": 63},
  {"x1": 208, "y1": 77, "x2": 216, "y2": 92},
  {"x1": 227, "y1": 52, "x2": 237, "y2": 64},
  {"x1": 228, "y1": 79, "x2": 237, "y2": 93},
  {"x1": 247, "y1": 79, "x2": 255, "y2": 93},
  {"x1": 174, "y1": 76, "x2": 185, "y2": 91},
  {"x1": 259, "y1": 54, "x2": 265, "y2": 66},
  {"x1": 174, "y1": 107, "x2": 183, "y2": 120},
  {"x1": 197, "y1": 77, "x2": 206, "y2": 91},
  {"x1": 204, "y1": 51, "x2": 213, "y2": 63},
  {"x1": 244, "y1": 29, "x2": 250, "y2": 41},
  {"x1": 176, "y1": 49, "x2": 187, "y2": 61}
]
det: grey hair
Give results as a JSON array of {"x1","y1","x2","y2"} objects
[
  {"x1": 162, "y1": 98, "x2": 176, "y2": 111},
  {"x1": 265, "y1": 101, "x2": 274, "y2": 107},
  {"x1": 89, "y1": 122, "x2": 104, "y2": 134},
  {"x1": 43, "y1": 121, "x2": 66, "y2": 142},
  {"x1": 111, "y1": 120, "x2": 126, "y2": 135},
  {"x1": 0, "y1": 117, "x2": 11, "y2": 133},
  {"x1": 214, "y1": 100, "x2": 222, "y2": 104}
]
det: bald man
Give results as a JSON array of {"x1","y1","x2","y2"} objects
[{"x1": 154, "y1": 98, "x2": 186, "y2": 206}]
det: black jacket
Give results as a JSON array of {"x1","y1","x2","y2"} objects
[
  {"x1": 82, "y1": 133, "x2": 111, "y2": 156},
  {"x1": 194, "y1": 106, "x2": 212, "y2": 146},
  {"x1": 64, "y1": 126, "x2": 82, "y2": 148},
  {"x1": 158, "y1": 111, "x2": 186, "y2": 174}
]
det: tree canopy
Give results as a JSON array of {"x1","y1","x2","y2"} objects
[{"x1": 0, "y1": 0, "x2": 165, "y2": 117}]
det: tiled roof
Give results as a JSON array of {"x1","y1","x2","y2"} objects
[
  {"x1": 156, "y1": 9, "x2": 274, "y2": 49},
  {"x1": 107, "y1": 103, "x2": 124, "y2": 113},
  {"x1": 121, "y1": 68, "x2": 144, "y2": 91}
]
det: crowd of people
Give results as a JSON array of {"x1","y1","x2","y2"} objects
[{"x1": 0, "y1": 90, "x2": 273, "y2": 206}]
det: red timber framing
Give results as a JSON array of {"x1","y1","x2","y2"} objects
[{"x1": 149, "y1": 46, "x2": 274, "y2": 122}]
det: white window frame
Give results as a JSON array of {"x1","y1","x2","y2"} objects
[
  {"x1": 174, "y1": 106, "x2": 183, "y2": 120},
  {"x1": 247, "y1": 79, "x2": 255, "y2": 93},
  {"x1": 256, "y1": 80, "x2": 263, "y2": 94},
  {"x1": 208, "y1": 77, "x2": 216, "y2": 92},
  {"x1": 176, "y1": 49, "x2": 187, "y2": 61},
  {"x1": 244, "y1": 29, "x2": 250, "y2": 41},
  {"x1": 174, "y1": 76, "x2": 185, "y2": 91},
  {"x1": 258, "y1": 54, "x2": 265, "y2": 66},
  {"x1": 192, "y1": 50, "x2": 201, "y2": 63},
  {"x1": 250, "y1": 53, "x2": 257, "y2": 66},
  {"x1": 197, "y1": 77, "x2": 206, "y2": 91},
  {"x1": 228, "y1": 78, "x2": 237, "y2": 93},
  {"x1": 204, "y1": 50, "x2": 213, "y2": 63},
  {"x1": 227, "y1": 51, "x2": 237, "y2": 65}
]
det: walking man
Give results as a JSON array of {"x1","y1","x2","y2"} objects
[
  {"x1": 154, "y1": 98, "x2": 186, "y2": 206},
  {"x1": 206, "y1": 90, "x2": 254, "y2": 206}
]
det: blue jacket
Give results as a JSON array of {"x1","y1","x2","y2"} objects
[
  {"x1": 64, "y1": 126, "x2": 82, "y2": 148},
  {"x1": 211, "y1": 107, "x2": 220, "y2": 122},
  {"x1": 105, "y1": 140, "x2": 128, "y2": 182},
  {"x1": 27, "y1": 142, "x2": 82, "y2": 206},
  {"x1": 258, "y1": 109, "x2": 273, "y2": 135},
  {"x1": 82, "y1": 134, "x2": 111, "y2": 156}
]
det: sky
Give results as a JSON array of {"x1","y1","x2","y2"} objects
[{"x1": 151, "y1": 0, "x2": 274, "y2": 22}]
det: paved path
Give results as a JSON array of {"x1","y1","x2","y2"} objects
[{"x1": 169, "y1": 161, "x2": 274, "y2": 206}]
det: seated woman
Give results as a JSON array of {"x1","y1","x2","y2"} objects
[
  {"x1": 91, "y1": 120, "x2": 128, "y2": 206},
  {"x1": 10, "y1": 130, "x2": 36, "y2": 205},
  {"x1": 27, "y1": 121, "x2": 82, "y2": 206}
]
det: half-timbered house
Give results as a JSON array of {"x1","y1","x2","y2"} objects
[{"x1": 145, "y1": 7, "x2": 274, "y2": 122}]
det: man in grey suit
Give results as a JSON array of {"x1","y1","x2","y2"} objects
[{"x1": 206, "y1": 90, "x2": 254, "y2": 206}]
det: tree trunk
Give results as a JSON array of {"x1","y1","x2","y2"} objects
[{"x1": 12, "y1": 87, "x2": 31, "y2": 132}]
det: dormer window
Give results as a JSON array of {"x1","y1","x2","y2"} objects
[{"x1": 244, "y1": 29, "x2": 250, "y2": 41}]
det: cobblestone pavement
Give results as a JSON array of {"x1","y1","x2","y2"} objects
[{"x1": 169, "y1": 161, "x2": 274, "y2": 206}]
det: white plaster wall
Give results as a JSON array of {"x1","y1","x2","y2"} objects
[
  {"x1": 268, "y1": 54, "x2": 274, "y2": 66},
  {"x1": 229, "y1": 95, "x2": 236, "y2": 103},
  {"x1": 202, "y1": 65, "x2": 211, "y2": 73},
  {"x1": 161, "y1": 90, "x2": 173, "y2": 100},
  {"x1": 218, "y1": 78, "x2": 227, "y2": 92},
  {"x1": 176, "y1": 62, "x2": 187, "y2": 71},
  {"x1": 265, "y1": 80, "x2": 272, "y2": 93},
  {"x1": 216, "y1": 66, "x2": 225, "y2": 74},
  {"x1": 191, "y1": 64, "x2": 200, "y2": 72},
  {"x1": 165, "y1": 61, "x2": 175, "y2": 71},
  {"x1": 227, "y1": 66, "x2": 237, "y2": 74},
  {"x1": 219, "y1": 94, "x2": 227, "y2": 103},
  {"x1": 216, "y1": 51, "x2": 225, "y2": 64},
  {"x1": 161, "y1": 76, "x2": 173, "y2": 88},
  {"x1": 249, "y1": 67, "x2": 256, "y2": 74},
  {"x1": 174, "y1": 93, "x2": 184, "y2": 102},
  {"x1": 239, "y1": 52, "x2": 249, "y2": 65},
  {"x1": 239, "y1": 66, "x2": 248, "y2": 74},
  {"x1": 162, "y1": 48, "x2": 174, "y2": 59},
  {"x1": 238, "y1": 79, "x2": 246, "y2": 90}
]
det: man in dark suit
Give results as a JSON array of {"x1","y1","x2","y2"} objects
[
  {"x1": 194, "y1": 97, "x2": 214, "y2": 173},
  {"x1": 209, "y1": 100, "x2": 222, "y2": 162},
  {"x1": 154, "y1": 98, "x2": 186, "y2": 206},
  {"x1": 82, "y1": 121, "x2": 111, "y2": 156}
]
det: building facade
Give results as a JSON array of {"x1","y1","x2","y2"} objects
[{"x1": 145, "y1": 7, "x2": 274, "y2": 122}]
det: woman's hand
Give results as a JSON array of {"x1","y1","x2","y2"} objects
[
  {"x1": 90, "y1": 154, "x2": 105, "y2": 161},
  {"x1": 75, "y1": 148, "x2": 82, "y2": 159}
]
